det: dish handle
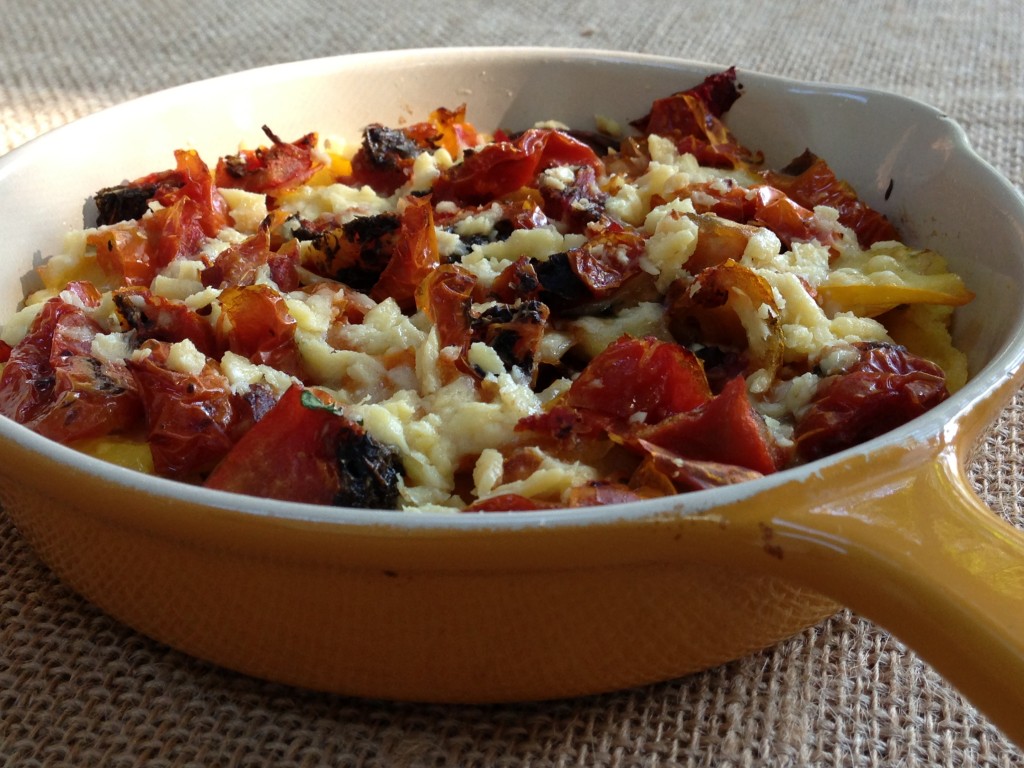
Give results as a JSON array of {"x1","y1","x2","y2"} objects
[{"x1": 724, "y1": 411, "x2": 1024, "y2": 745}]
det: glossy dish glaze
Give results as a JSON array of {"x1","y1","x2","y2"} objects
[{"x1": 0, "y1": 48, "x2": 1022, "y2": 744}]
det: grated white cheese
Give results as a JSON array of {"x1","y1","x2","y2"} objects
[
  {"x1": 165, "y1": 339, "x2": 207, "y2": 376},
  {"x1": 219, "y1": 188, "x2": 268, "y2": 234},
  {"x1": 89, "y1": 331, "x2": 134, "y2": 362},
  {"x1": 276, "y1": 182, "x2": 392, "y2": 222}
]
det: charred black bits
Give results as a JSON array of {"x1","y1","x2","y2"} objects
[
  {"x1": 473, "y1": 300, "x2": 547, "y2": 377},
  {"x1": 113, "y1": 293, "x2": 151, "y2": 333},
  {"x1": 491, "y1": 328, "x2": 533, "y2": 372},
  {"x1": 219, "y1": 155, "x2": 250, "y2": 180},
  {"x1": 363, "y1": 124, "x2": 420, "y2": 169},
  {"x1": 94, "y1": 183, "x2": 160, "y2": 225},
  {"x1": 532, "y1": 253, "x2": 590, "y2": 310},
  {"x1": 333, "y1": 424, "x2": 404, "y2": 510},
  {"x1": 85, "y1": 357, "x2": 124, "y2": 394},
  {"x1": 492, "y1": 219, "x2": 515, "y2": 241},
  {"x1": 290, "y1": 217, "x2": 331, "y2": 241},
  {"x1": 309, "y1": 213, "x2": 401, "y2": 289},
  {"x1": 341, "y1": 212, "x2": 402, "y2": 245},
  {"x1": 777, "y1": 149, "x2": 817, "y2": 177}
]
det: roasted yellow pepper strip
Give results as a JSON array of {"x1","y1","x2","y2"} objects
[
  {"x1": 819, "y1": 245, "x2": 974, "y2": 317},
  {"x1": 71, "y1": 435, "x2": 155, "y2": 474}
]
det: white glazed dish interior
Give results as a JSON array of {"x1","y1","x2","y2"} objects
[{"x1": 0, "y1": 46, "x2": 1022, "y2": 530}]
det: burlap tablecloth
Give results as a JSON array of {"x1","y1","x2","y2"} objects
[{"x1": 1, "y1": 1, "x2": 1023, "y2": 765}]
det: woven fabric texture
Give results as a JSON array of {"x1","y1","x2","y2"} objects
[{"x1": 1, "y1": 0, "x2": 1023, "y2": 765}]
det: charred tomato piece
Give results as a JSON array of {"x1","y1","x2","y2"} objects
[
  {"x1": 205, "y1": 386, "x2": 403, "y2": 509},
  {"x1": 472, "y1": 300, "x2": 550, "y2": 381},
  {"x1": 113, "y1": 288, "x2": 219, "y2": 357},
  {"x1": 0, "y1": 297, "x2": 143, "y2": 443},
  {"x1": 304, "y1": 212, "x2": 402, "y2": 290}
]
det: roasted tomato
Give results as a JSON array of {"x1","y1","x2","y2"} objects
[
  {"x1": 635, "y1": 375, "x2": 782, "y2": 474},
  {"x1": 370, "y1": 195, "x2": 441, "y2": 311},
  {"x1": 95, "y1": 181, "x2": 165, "y2": 226},
  {"x1": 144, "y1": 196, "x2": 209, "y2": 272},
  {"x1": 205, "y1": 386, "x2": 404, "y2": 508},
  {"x1": 128, "y1": 341, "x2": 240, "y2": 479},
  {"x1": 763, "y1": 149, "x2": 899, "y2": 247},
  {"x1": 533, "y1": 222, "x2": 647, "y2": 311},
  {"x1": 215, "y1": 127, "x2": 324, "y2": 196},
  {"x1": 518, "y1": 336, "x2": 711, "y2": 441},
  {"x1": 432, "y1": 141, "x2": 541, "y2": 206},
  {"x1": 539, "y1": 164, "x2": 608, "y2": 233},
  {"x1": 342, "y1": 124, "x2": 429, "y2": 196},
  {"x1": 341, "y1": 108, "x2": 479, "y2": 196},
  {"x1": 463, "y1": 493, "x2": 556, "y2": 512},
  {"x1": 114, "y1": 288, "x2": 219, "y2": 357},
  {"x1": 472, "y1": 300, "x2": 550, "y2": 382},
  {"x1": 88, "y1": 226, "x2": 152, "y2": 286},
  {"x1": 303, "y1": 212, "x2": 402, "y2": 290},
  {"x1": 201, "y1": 211, "x2": 299, "y2": 291},
  {"x1": 162, "y1": 149, "x2": 233, "y2": 237},
  {"x1": 433, "y1": 128, "x2": 603, "y2": 206},
  {"x1": 794, "y1": 342, "x2": 949, "y2": 461},
  {"x1": 515, "y1": 128, "x2": 605, "y2": 174},
  {"x1": 681, "y1": 181, "x2": 833, "y2": 248},
  {"x1": 416, "y1": 265, "x2": 550, "y2": 381},
  {"x1": 90, "y1": 151, "x2": 228, "y2": 287},
  {"x1": 565, "y1": 335, "x2": 710, "y2": 423},
  {"x1": 629, "y1": 67, "x2": 759, "y2": 168},
  {"x1": 490, "y1": 257, "x2": 542, "y2": 305},
  {"x1": 433, "y1": 192, "x2": 550, "y2": 248},
  {"x1": 216, "y1": 284, "x2": 303, "y2": 376},
  {"x1": 95, "y1": 147, "x2": 230, "y2": 236},
  {"x1": 0, "y1": 298, "x2": 143, "y2": 443},
  {"x1": 666, "y1": 260, "x2": 784, "y2": 379},
  {"x1": 566, "y1": 482, "x2": 645, "y2": 507},
  {"x1": 423, "y1": 104, "x2": 479, "y2": 159},
  {"x1": 631, "y1": 443, "x2": 767, "y2": 493},
  {"x1": 749, "y1": 186, "x2": 834, "y2": 248},
  {"x1": 415, "y1": 264, "x2": 476, "y2": 352}
]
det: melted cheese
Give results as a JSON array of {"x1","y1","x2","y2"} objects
[{"x1": 4, "y1": 109, "x2": 972, "y2": 513}]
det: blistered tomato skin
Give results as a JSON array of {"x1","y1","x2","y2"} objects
[
  {"x1": 114, "y1": 288, "x2": 220, "y2": 357},
  {"x1": 128, "y1": 342, "x2": 240, "y2": 480},
  {"x1": 0, "y1": 298, "x2": 143, "y2": 443},
  {"x1": 90, "y1": 149, "x2": 230, "y2": 286},
  {"x1": 630, "y1": 67, "x2": 760, "y2": 168},
  {"x1": 369, "y1": 195, "x2": 440, "y2": 311},
  {"x1": 794, "y1": 343, "x2": 949, "y2": 461}
]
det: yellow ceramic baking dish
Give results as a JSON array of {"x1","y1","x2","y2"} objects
[{"x1": 0, "y1": 49, "x2": 1022, "y2": 744}]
